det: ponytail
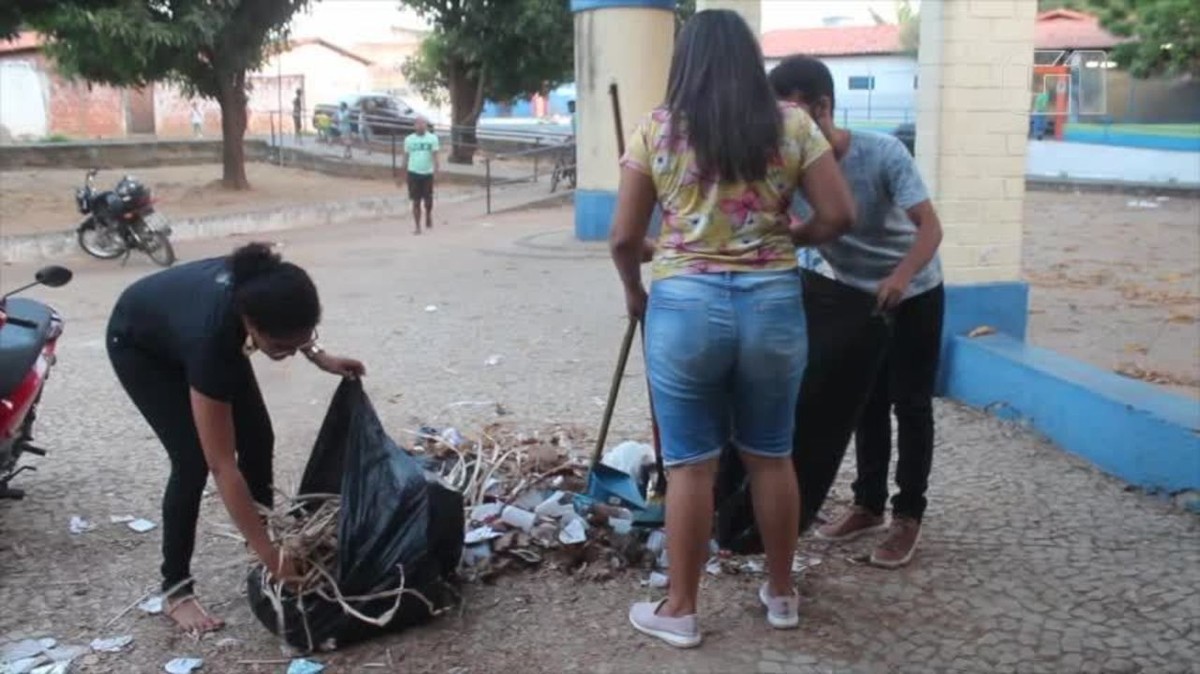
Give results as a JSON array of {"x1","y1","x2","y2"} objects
[{"x1": 228, "y1": 242, "x2": 321, "y2": 337}]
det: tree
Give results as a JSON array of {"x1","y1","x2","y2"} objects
[
  {"x1": 1089, "y1": 0, "x2": 1200, "y2": 77},
  {"x1": 896, "y1": 0, "x2": 920, "y2": 56},
  {"x1": 30, "y1": 1, "x2": 311, "y2": 189},
  {"x1": 400, "y1": 0, "x2": 572, "y2": 165}
]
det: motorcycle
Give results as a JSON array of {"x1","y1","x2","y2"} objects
[
  {"x1": 75, "y1": 169, "x2": 176, "y2": 267},
  {"x1": 0, "y1": 265, "x2": 72, "y2": 500}
]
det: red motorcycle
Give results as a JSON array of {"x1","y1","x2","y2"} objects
[{"x1": 0, "y1": 265, "x2": 72, "y2": 500}]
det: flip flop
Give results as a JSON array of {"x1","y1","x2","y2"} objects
[{"x1": 165, "y1": 595, "x2": 225, "y2": 636}]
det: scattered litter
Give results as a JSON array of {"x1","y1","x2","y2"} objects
[
  {"x1": 642, "y1": 571, "x2": 670, "y2": 588},
  {"x1": 1156, "y1": 196, "x2": 1170, "y2": 202},
  {"x1": 558, "y1": 518, "x2": 587, "y2": 545},
  {"x1": 967, "y1": 325, "x2": 996, "y2": 338},
  {"x1": 534, "y1": 491, "x2": 576, "y2": 520},
  {"x1": 127, "y1": 519, "x2": 157, "y2": 533},
  {"x1": 424, "y1": 305, "x2": 438, "y2": 313},
  {"x1": 43, "y1": 645, "x2": 86, "y2": 664},
  {"x1": 7, "y1": 656, "x2": 49, "y2": 674},
  {"x1": 461, "y1": 543, "x2": 492, "y2": 567},
  {"x1": 164, "y1": 657, "x2": 203, "y2": 674},
  {"x1": 498, "y1": 506, "x2": 536, "y2": 532},
  {"x1": 69, "y1": 516, "x2": 94, "y2": 534},
  {"x1": 704, "y1": 558, "x2": 723, "y2": 576},
  {"x1": 89, "y1": 636, "x2": 133, "y2": 653},
  {"x1": 601, "y1": 441, "x2": 654, "y2": 480},
  {"x1": 646, "y1": 530, "x2": 666, "y2": 555},
  {"x1": 2, "y1": 639, "x2": 56, "y2": 664},
  {"x1": 793, "y1": 555, "x2": 823, "y2": 574},
  {"x1": 137, "y1": 596, "x2": 165, "y2": 615},
  {"x1": 484, "y1": 354, "x2": 504, "y2": 367},
  {"x1": 610, "y1": 518, "x2": 633, "y2": 535},
  {"x1": 29, "y1": 664, "x2": 68, "y2": 674},
  {"x1": 440, "y1": 428, "x2": 464, "y2": 448},
  {"x1": 464, "y1": 526, "x2": 503, "y2": 545},
  {"x1": 469, "y1": 503, "x2": 503, "y2": 522},
  {"x1": 740, "y1": 559, "x2": 765, "y2": 574},
  {"x1": 214, "y1": 638, "x2": 241, "y2": 650},
  {"x1": 109, "y1": 515, "x2": 135, "y2": 524},
  {"x1": 287, "y1": 659, "x2": 326, "y2": 674},
  {"x1": 1126, "y1": 199, "x2": 1160, "y2": 209}
]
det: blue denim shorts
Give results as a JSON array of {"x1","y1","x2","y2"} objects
[{"x1": 644, "y1": 270, "x2": 807, "y2": 467}]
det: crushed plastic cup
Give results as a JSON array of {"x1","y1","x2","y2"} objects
[
  {"x1": 645, "y1": 529, "x2": 666, "y2": 555},
  {"x1": 499, "y1": 506, "x2": 536, "y2": 532},
  {"x1": 558, "y1": 517, "x2": 588, "y2": 545}
]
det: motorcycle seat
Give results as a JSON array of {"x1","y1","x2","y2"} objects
[{"x1": 0, "y1": 298, "x2": 55, "y2": 398}]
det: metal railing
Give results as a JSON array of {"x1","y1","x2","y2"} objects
[{"x1": 483, "y1": 140, "x2": 575, "y2": 214}]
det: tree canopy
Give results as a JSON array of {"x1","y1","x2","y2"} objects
[
  {"x1": 24, "y1": 1, "x2": 310, "y2": 188},
  {"x1": 400, "y1": 0, "x2": 573, "y2": 163},
  {"x1": 1089, "y1": 0, "x2": 1199, "y2": 77}
]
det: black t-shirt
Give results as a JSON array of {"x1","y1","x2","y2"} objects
[{"x1": 110, "y1": 257, "x2": 250, "y2": 402}]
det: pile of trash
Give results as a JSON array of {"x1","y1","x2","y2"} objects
[{"x1": 411, "y1": 425, "x2": 665, "y2": 582}]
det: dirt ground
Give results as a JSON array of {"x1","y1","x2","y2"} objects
[
  {"x1": 0, "y1": 163, "x2": 476, "y2": 237},
  {"x1": 1023, "y1": 189, "x2": 1200, "y2": 397},
  {"x1": 0, "y1": 203, "x2": 1195, "y2": 673}
]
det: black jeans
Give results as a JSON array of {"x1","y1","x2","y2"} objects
[
  {"x1": 107, "y1": 332, "x2": 274, "y2": 598},
  {"x1": 852, "y1": 283, "x2": 944, "y2": 520}
]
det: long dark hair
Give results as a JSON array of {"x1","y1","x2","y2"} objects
[
  {"x1": 666, "y1": 10, "x2": 780, "y2": 183},
  {"x1": 229, "y1": 243, "x2": 321, "y2": 337}
]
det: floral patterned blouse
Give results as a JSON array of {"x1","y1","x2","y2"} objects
[{"x1": 621, "y1": 103, "x2": 831, "y2": 280}]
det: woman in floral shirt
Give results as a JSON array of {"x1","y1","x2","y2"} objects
[{"x1": 610, "y1": 10, "x2": 855, "y2": 648}]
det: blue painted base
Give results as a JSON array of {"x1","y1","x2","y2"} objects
[
  {"x1": 1063, "y1": 129, "x2": 1200, "y2": 152},
  {"x1": 575, "y1": 190, "x2": 617, "y2": 241},
  {"x1": 574, "y1": 189, "x2": 661, "y2": 241},
  {"x1": 937, "y1": 282, "x2": 1030, "y2": 395},
  {"x1": 944, "y1": 333, "x2": 1200, "y2": 492}
]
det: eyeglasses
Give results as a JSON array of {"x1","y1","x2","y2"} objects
[{"x1": 244, "y1": 329, "x2": 319, "y2": 360}]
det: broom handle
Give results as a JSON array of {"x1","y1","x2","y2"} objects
[{"x1": 591, "y1": 317, "x2": 639, "y2": 467}]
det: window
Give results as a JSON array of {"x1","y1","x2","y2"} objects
[{"x1": 848, "y1": 76, "x2": 875, "y2": 91}]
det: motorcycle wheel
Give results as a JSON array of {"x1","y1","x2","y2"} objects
[
  {"x1": 143, "y1": 231, "x2": 176, "y2": 267},
  {"x1": 77, "y1": 220, "x2": 126, "y2": 259}
]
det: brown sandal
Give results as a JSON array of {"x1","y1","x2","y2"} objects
[{"x1": 165, "y1": 595, "x2": 225, "y2": 636}]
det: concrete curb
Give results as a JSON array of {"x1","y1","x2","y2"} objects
[{"x1": 0, "y1": 191, "x2": 481, "y2": 264}]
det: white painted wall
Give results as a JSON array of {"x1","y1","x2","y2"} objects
[
  {"x1": 0, "y1": 59, "x2": 48, "y2": 139},
  {"x1": 766, "y1": 54, "x2": 919, "y2": 125}
]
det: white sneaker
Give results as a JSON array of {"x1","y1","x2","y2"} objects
[{"x1": 759, "y1": 583, "x2": 800, "y2": 630}]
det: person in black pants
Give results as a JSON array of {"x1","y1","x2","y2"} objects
[
  {"x1": 771, "y1": 56, "x2": 945, "y2": 568},
  {"x1": 107, "y1": 243, "x2": 365, "y2": 635}
]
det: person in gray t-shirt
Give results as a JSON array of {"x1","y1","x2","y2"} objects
[{"x1": 770, "y1": 56, "x2": 945, "y2": 569}]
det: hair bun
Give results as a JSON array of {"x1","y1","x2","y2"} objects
[{"x1": 230, "y1": 242, "x2": 282, "y2": 285}]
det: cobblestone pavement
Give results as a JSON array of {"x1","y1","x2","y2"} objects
[{"x1": 0, "y1": 202, "x2": 1196, "y2": 673}]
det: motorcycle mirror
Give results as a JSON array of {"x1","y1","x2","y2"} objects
[{"x1": 35, "y1": 266, "x2": 73, "y2": 288}]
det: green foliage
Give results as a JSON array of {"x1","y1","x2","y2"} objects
[
  {"x1": 675, "y1": 0, "x2": 695, "y2": 31},
  {"x1": 1089, "y1": 0, "x2": 1199, "y2": 77},
  {"x1": 30, "y1": 1, "x2": 309, "y2": 98},
  {"x1": 400, "y1": 0, "x2": 572, "y2": 108},
  {"x1": 896, "y1": 0, "x2": 920, "y2": 55}
]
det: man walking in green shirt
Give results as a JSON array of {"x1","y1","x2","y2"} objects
[{"x1": 402, "y1": 117, "x2": 440, "y2": 234}]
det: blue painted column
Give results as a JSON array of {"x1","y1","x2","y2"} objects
[{"x1": 570, "y1": 0, "x2": 675, "y2": 240}]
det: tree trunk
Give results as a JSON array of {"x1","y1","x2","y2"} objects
[
  {"x1": 216, "y1": 70, "x2": 250, "y2": 190},
  {"x1": 447, "y1": 62, "x2": 484, "y2": 165}
]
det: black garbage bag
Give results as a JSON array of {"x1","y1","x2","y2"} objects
[
  {"x1": 247, "y1": 379, "x2": 464, "y2": 651},
  {"x1": 715, "y1": 269, "x2": 892, "y2": 554}
]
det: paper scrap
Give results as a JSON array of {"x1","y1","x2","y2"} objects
[
  {"x1": 164, "y1": 657, "x2": 204, "y2": 674},
  {"x1": 109, "y1": 515, "x2": 135, "y2": 524},
  {"x1": 287, "y1": 659, "x2": 326, "y2": 674},
  {"x1": 30, "y1": 663, "x2": 68, "y2": 674},
  {"x1": 138, "y1": 596, "x2": 165, "y2": 615},
  {"x1": 90, "y1": 636, "x2": 133, "y2": 653},
  {"x1": 128, "y1": 519, "x2": 157, "y2": 533},
  {"x1": 558, "y1": 517, "x2": 587, "y2": 546},
  {"x1": 642, "y1": 571, "x2": 669, "y2": 589},
  {"x1": 3, "y1": 639, "x2": 56, "y2": 663},
  {"x1": 8, "y1": 656, "x2": 49, "y2": 674},
  {"x1": 69, "y1": 516, "x2": 94, "y2": 535},
  {"x1": 463, "y1": 526, "x2": 503, "y2": 545},
  {"x1": 424, "y1": 305, "x2": 438, "y2": 313},
  {"x1": 484, "y1": 354, "x2": 503, "y2": 367}
]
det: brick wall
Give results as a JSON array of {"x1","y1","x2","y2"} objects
[
  {"x1": 0, "y1": 53, "x2": 126, "y2": 139},
  {"x1": 916, "y1": 0, "x2": 1036, "y2": 284}
]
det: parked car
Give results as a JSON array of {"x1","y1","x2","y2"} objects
[{"x1": 313, "y1": 93, "x2": 420, "y2": 139}]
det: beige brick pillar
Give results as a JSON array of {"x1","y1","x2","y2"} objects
[
  {"x1": 696, "y1": 0, "x2": 761, "y2": 35},
  {"x1": 915, "y1": 0, "x2": 1036, "y2": 285}
]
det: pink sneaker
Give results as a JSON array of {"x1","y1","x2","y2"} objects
[
  {"x1": 628, "y1": 599, "x2": 701, "y2": 649},
  {"x1": 758, "y1": 583, "x2": 800, "y2": 629}
]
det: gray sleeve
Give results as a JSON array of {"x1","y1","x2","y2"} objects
[{"x1": 882, "y1": 137, "x2": 929, "y2": 210}]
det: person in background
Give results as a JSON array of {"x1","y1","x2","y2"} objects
[
  {"x1": 337, "y1": 102, "x2": 352, "y2": 159},
  {"x1": 358, "y1": 100, "x2": 372, "y2": 155},
  {"x1": 314, "y1": 110, "x2": 332, "y2": 143},
  {"x1": 610, "y1": 10, "x2": 855, "y2": 649},
  {"x1": 1032, "y1": 86, "x2": 1051, "y2": 140},
  {"x1": 190, "y1": 102, "x2": 203, "y2": 139},
  {"x1": 769, "y1": 55, "x2": 945, "y2": 569},
  {"x1": 106, "y1": 243, "x2": 364, "y2": 635},
  {"x1": 401, "y1": 117, "x2": 440, "y2": 235},
  {"x1": 292, "y1": 87, "x2": 304, "y2": 141}
]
